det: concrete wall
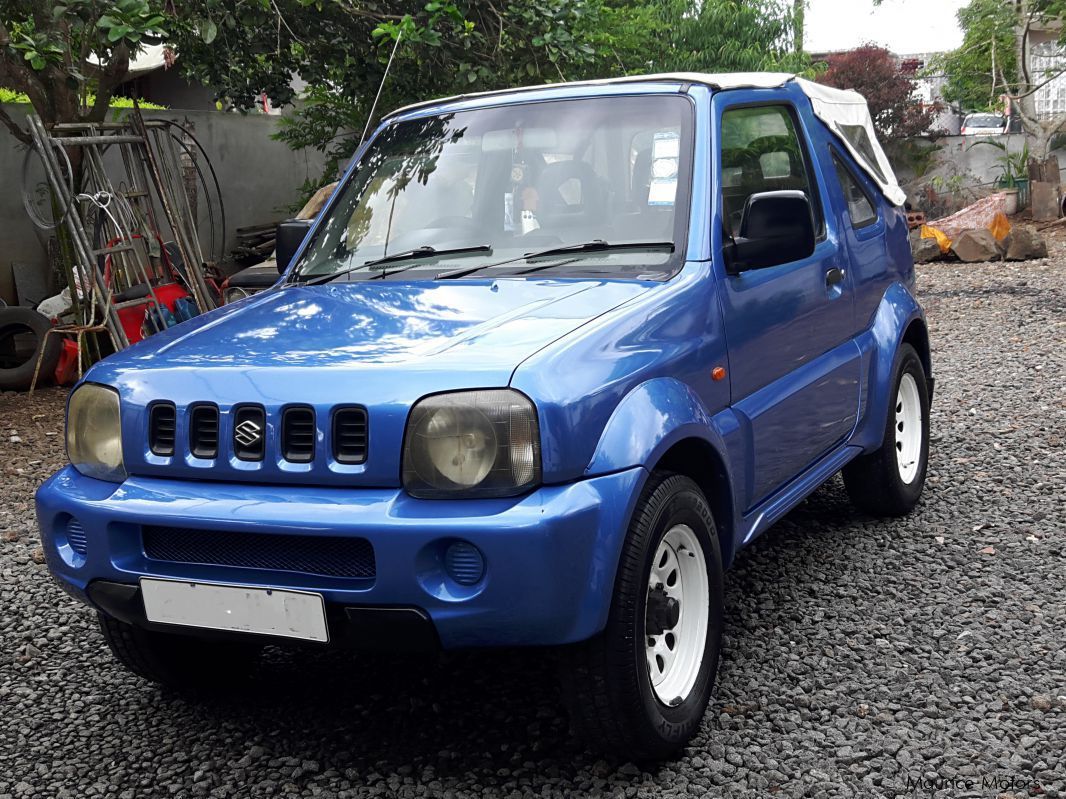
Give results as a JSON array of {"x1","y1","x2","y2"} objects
[
  {"x1": 889, "y1": 133, "x2": 1066, "y2": 212},
  {"x1": 0, "y1": 103, "x2": 327, "y2": 305}
]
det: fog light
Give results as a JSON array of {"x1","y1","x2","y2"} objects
[
  {"x1": 54, "y1": 514, "x2": 88, "y2": 568},
  {"x1": 444, "y1": 541, "x2": 484, "y2": 586}
]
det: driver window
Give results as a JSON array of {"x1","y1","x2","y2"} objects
[{"x1": 721, "y1": 105, "x2": 819, "y2": 237}]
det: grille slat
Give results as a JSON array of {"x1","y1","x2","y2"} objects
[
  {"x1": 142, "y1": 525, "x2": 375, "y2": 579},
  {"x1": 189, "y1": 405, "x2": 220, "y2": 459},
  {"x1": 66, "y1": 519, "x2": 88, "y2": 556},
  {"x1": 282, "y1": 407, "x2": 316, "y2": 463},
  {"x1": 332, "y1": 407, "x2": 369, "y2": 464},
  {"x1": 148, "y1": 403, "x2": 176, "y2": 456}
]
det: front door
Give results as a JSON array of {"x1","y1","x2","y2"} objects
[{"x1": 714, "y1": 99, "x2": 860, "y2": 510}]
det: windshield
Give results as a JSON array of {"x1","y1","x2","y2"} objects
[
  {"x1": 292, "y1": 95, "x2": 693, "y2": 282},
  {"x1": 965, "y1": 114, "x2": 1004, "y2": 128}
]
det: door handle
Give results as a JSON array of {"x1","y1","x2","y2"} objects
[{"x1": 825, "y1": 267, "x2": 846, "y2": 287}]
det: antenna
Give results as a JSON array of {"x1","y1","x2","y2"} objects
[{"x1": 359, "y1": 29, "x2": 403, "y2": 148}]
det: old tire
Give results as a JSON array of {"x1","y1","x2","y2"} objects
[
  {"x1": 0, "y1": 307, "x2": 61, "y2": 391},
  {"x1": 97, "y1": 613, "x2": 261, "y2": 689},
  {"x1": 843, "y1": 343, "x2": 930, "y2": 516},
  {"x1": 560, "y1": 473, "x2": 723, "y2": 761}
]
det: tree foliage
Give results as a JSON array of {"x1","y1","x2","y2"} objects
[
  {"x1": 817, "y1": 44, "x2": 938, "y2": 139},
  {"x1": 177, "y1": 0, "x2": 814, "y2": 180},
  {"x1": 654, "y1": 0, "x2": 810, "y2": 75},
  {"x1": 1, "y1": 0, "x2": 813, "y2": 180},
  {"x1": 928, "y1": 0, "x2": 1018, "y2": 113},
  {"x1": 0, "y1": 0, "x2": 167, "y2": 143}
]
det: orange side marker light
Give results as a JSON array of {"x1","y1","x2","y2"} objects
[{"x1": 711, "y1": 366, "x2": 727, "y2": 381}]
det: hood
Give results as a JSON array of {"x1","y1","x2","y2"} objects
[
  {"x1": 89, "y1": 278, "x2": 656, "y2": 487},
  {"x1": 95, "y1": 278, "x2": 651, "y2": 383}
]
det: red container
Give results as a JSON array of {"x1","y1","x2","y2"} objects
[{"x1": 116, "y1": 283, "x2": 192, "y2": 345}]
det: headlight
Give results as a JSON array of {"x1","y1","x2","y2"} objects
[
  {"x1": 67, "y1": 383, "x2": 126, "y2": 482},
  {"x1": 402, "y1": 389, "x2": 541, "y2": 498},
  {"x1": 224, "y1": 286, "x2": 251, "y2": 304}
]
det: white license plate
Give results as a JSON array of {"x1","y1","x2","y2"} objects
[{"x1": 140, "y1": 578, "x2": 329, "y2": 642}]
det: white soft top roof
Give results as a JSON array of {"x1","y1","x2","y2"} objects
[
  {"x1": 792, "y1": 78, "x2": 906, "y2": 206},
  {"x1": 385, "y1": 72, "x2": 906, "y2": 207}
]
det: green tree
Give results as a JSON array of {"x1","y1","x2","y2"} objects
[
  {"x1": 2, "y1": 0, "x2": 812, "y2": 178},
  {"x1": 652, "y1": 0, "x2": 810, "y2": 75},
  {"x1": 176, "y1": 0, "x2": 812, "y2": 183},
  {"x1": 168, "y1": 0, "x2": 607, "y2": 178},
  {"x1": 0, "y1": 0, "x2": 167, "y2": 144},
  {"x1": 928, "y1": 0, "x2": 1017, "y2": 113}
]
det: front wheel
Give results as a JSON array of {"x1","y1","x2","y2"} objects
[
  {"x1": 560, "y1": 473, "x2": 723, "y2": 760},
  {"x1": 843, "y1": 343, "x2": 930, "y2": 516}
]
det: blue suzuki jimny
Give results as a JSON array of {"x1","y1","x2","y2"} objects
[{"x1": 38, "y1": 73, "x2": 932, "y2": 759}]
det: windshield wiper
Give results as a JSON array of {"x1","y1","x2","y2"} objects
[
  {"x1": 300, "y1": 244, "x2": 492, "y2": 285},
  {"x1": 434, "y1": 240, "x2": 675, "y2": 280}
]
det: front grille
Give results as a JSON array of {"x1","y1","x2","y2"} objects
[
  {"x1": 143, "y1": 402, "x2": 368, "y2": 466},
  {"x1": 142, "y1": 525, "x2": 376, "y2": 579},
  {"x1": 189, "y1": 405, "x2": 219, "y2": 459},
  {"x1": 282, "y1": 406, "x2": 315, "y2": 463},
  {"x1": 148, "y1": 403, "x2": 176, "y2": 456},
  {"x1": 332, "y1": 407, "x2": 368, "y2": 464}
]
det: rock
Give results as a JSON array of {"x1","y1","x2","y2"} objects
[
  {"x1": 1004, "y1": 226, "x2": 1048, "y2": 261},
  {"x1": 1030, "y1": 695, "x2": 1053, "y2": 711},
  {"x1": 30, "y1": 547, "x2": 45, "y2": 565},
  {"x1": 909, "y1": 232, "x2": 941, "y2": 263},
  {"x1": 952, "y1": 228, "x2": 1002, "y2": 262}
]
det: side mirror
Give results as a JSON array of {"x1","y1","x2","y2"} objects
[
  {"x1": 725, "y1": 190, "x2": 816, "y2": 273},
  {"x1": 275, "y1": 218, "x2": 315, "y2": 274}
]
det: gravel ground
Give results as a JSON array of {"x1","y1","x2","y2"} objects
[{"x1": 1, "y1": 250, "x2": 1064, "y2": 799}]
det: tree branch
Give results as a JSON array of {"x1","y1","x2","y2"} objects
[
  {"x1": 0, "y1": 19, "x2": 58, "y2": 119},
  {"x1": 87, "y1": 43, "x2": 130, "y2": 122},
  {"x1": 0, "y1": 104, "x2": 32, "y2": 145}
]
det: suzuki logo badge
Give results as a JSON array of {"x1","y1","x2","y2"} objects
[{"x1": 234, "y1": 419, "x2": 263, "y2": 447}]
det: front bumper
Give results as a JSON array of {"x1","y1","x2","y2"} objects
[{"x1": 35, "y1": 466, "x2": 645, "y2": 649}]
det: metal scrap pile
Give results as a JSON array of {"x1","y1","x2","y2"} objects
[{"x1": 0, "y1": 108, "x2": 225, "y2": 391}]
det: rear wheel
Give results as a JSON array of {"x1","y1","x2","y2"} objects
[
  {"x1": 560, "y1": 473, "x2": 723, "y2": 760},
  {"x1": 97, "y1": 614, "x2": 261, "y2": 689},
  {"x1": 843, "y1": 343, "x2": 930, "y2": 516}
]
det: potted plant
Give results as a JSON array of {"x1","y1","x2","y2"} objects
[{"x1": 968, "y1": 139, "x2": 1030, "y2": 214}]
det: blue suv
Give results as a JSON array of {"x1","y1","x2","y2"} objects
[{"x1": 37, "y1": 73, "x2": 932, "y2": 759}]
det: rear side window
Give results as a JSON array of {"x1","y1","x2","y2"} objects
[
  {"x1": 721, "y1": 104, "x2": 822, "y2": 236},
  {"x1": 832, "y1": 153, "x2": 878, "y2": 228}
]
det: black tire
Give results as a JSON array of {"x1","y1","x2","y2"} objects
[
  {"x1": 560, "y1": 473, "x2": 724, "y2": 761},
  {"x1": 843, "y1": 343, "x2": 930, "y2": 516},
  {"x1": 0, "y1": 307, "x2": 61, "y2": 391},
  {"x1": 97, "y1": 613, "x2": 261, "y2": 689}
]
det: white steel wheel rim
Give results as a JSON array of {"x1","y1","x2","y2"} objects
[
  {"x1": 645, "y1": 523, "x2": 709, "y2": 706},
  {"x1": 895, "y1": 372, "x2": 923, "y2": 484}
]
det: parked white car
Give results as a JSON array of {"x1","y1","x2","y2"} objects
[{"x1": 961, "y1": 113, "x2": 1007, "y2": 136}]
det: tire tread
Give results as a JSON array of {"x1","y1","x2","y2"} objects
[{"x1": 560, "y1": 472, "x2": 721, "y2": 761}]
